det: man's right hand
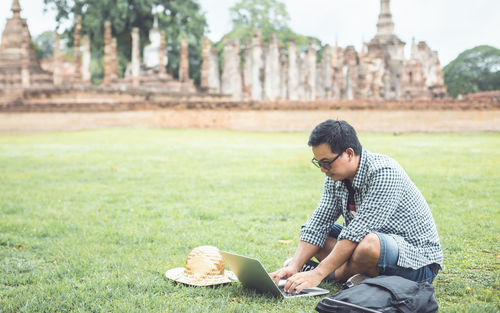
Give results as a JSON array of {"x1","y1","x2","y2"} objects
[
  {"x1": 269, "y1": 241, "x2": 321, "y2": 286},
  {"x1": 269, "y1": 266, "x2": 299, "y2": 285}
]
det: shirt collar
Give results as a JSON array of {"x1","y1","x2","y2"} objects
[{"x1": 352, "y1": 149, "x2": 367, "y2": 190}]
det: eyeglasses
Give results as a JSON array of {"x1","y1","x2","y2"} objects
[{"x1": 311, "y1": 153, "x2": 343, "y2": 170}]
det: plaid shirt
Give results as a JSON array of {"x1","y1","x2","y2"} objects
[{"x1": 300, "y1": 150, "x2": 443, "y2": 269}]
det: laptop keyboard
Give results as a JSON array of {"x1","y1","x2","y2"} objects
[{"x1": 278, "y1": 285, "x2": 310, "y2": 297}]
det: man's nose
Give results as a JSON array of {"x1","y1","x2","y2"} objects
[{"x1": 320, "y1": 166, "x2": 328, "y2": 173}]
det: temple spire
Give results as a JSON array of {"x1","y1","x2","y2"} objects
[
  {"x1": 411, "y1": 37, "x2": 417, "y2": 59},
  {"x1": 376, "y1": 0, "x2": 395, "y2": 36},
  {"x1": 11, "y1": 0, "x2": 21, "y2": 17}
]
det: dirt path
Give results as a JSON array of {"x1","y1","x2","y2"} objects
[{"x1": 0, "y1": 110, "x2": 499, "y2": 134}]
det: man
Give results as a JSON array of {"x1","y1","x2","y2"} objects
[{"x1": 270, "y1": 120, "x2": 443, "y2": 294}]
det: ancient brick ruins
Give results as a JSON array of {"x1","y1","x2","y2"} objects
[
  {"x1": 0, "y1": 0, "x2": 52, "y2": 88},
  {"x1": 208, "y1": 0, "x2": 447, "y2": 101},
  {"x1": 0, "y1": 0, "x2": 202, "y2": 91},
  {"x1": 3, "y1": 0, "x2": 494, "y2": 113}
]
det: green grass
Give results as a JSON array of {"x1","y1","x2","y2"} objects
[{"x1": 0, "y1": 129, "x2": 498, "y2": 312}]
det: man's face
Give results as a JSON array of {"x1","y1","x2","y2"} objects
[{"x1": 312, "y1": 143, "x2": 348, "y2": 181}]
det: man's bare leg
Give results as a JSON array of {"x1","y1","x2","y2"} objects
[
  {"x1": 314, "y1": 237, "x2": 337, "y2": 261},
  {"x1": 314, "y1": 233, "x2": 381, "y2": 281}
]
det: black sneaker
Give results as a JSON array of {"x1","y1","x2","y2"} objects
[
  {"x1": 283, "y1": 258, "x2": 319, "y2": 272},
  {"x1": 283, "y1": 258, "x2": 336, "y2": 281},
  {"x1": 342, "y1": 273, "x2": 369, "y2": 289},
  {"x1": 300, "y1": 260, "x2": 336, "y2": 281},
  {"x1": 300, "y1": 260, "x2": 319, "y2": 272}
]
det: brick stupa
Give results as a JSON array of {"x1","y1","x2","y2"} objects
[{"x1": 0, "y1": 0, "x2": 52, "y2": 88}]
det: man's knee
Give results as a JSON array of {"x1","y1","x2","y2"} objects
[{"x1": 352, "y1": 233, "x2": 381, "y2": 263}]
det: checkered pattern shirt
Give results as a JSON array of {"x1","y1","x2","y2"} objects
[{"x1": 300, "y1": 150, "x2": 443, "y2": 269}]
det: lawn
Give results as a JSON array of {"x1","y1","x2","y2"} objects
[{"x1": 0, "y1": 129, "x2": 498, "y2": 312}]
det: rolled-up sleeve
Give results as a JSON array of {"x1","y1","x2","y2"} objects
[
  {"x1": 338, "y1": 167, "x2": 403, "y2": 242},
  {"x1": 300, "y1": 178, "x2": 341, "y2": 247}
]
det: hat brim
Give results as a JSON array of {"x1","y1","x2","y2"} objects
[{"x1": 165, "y1": 267, "x2": 237, "y2": 286}]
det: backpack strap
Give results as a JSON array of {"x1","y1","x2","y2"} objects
[{"x1": 320, "y1": 298, "x2": 383, "y2": 313}]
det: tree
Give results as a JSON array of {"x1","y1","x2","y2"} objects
[
  {"x1": 33, "y1": 31, "x2": 56, "y2": 60},
  {"x1": 230, "y1": 0, "x2": 290, "y2": 35},
  {"x1": 443, "y1": 45, "x2": 500, "y2": 97},
  {"x1": 216, "y1": 0, "x2": 323, "y2": 62},
  {"x1": 43, "y1": 0, "x2": 207, "y2": 85}
]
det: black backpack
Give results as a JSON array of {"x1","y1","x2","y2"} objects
[{"x1": 315, "y1": 275, "x2": 438, "y2": 313}]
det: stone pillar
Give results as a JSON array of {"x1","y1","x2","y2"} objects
[
  {"x1": 209, "y1": 47, "x2": 221, "y2": 93},
  {"x1": 251, "y1": 30, "x2": 263, "y2": 100},
  {"x1": 111, "y1": 38, "x2": 118, "y2": 81},
  {"x1": 316, "y1": 64, "x2": 324, "y2": 99},
  {"x1": 53, "y1": 32, "x2": 62, "y2": 86},
  {"x1": 82, "y1": 35, "x2": 91, "y2": 83},
  {"x1": 159, "y1": 30, "x2": 167, "y2": 76},
  {"x1": 288, "y1": 39, "x2": 298, "y2": 100},
  {"x1": 73, "y1": 15, "x2": 82, "y2": 81},
  {"x1": 242, "y1": 41, "x2": 252, "y2": 99},
  {"x1": 131, "y1": 27, "x2": 140, "y2": 86},
  {"x1": 433, "y1": 58, "x2": 444, "y2": 86},
  {"x1": 344, "y1": 46, "x2": 358, "y2": 100},
  {"x1": 363, "y1": 60, "x2": 373, "y2": 99},
  {"x1": 264, "y1": 34, "x2": 280, "y2": 101},
  {"x1": 305, "y1": 42, "x2": 316, "y2": 100},
  {"x1": 201, "y1": 37, "x2": 221, "y2": 93},
  {"x1": 201, "y1": 36, "x2": 210, "y2": 90},
  {"x1": 103, "y1": 21, "x2": 112, "y2": 85},
  {"x1": 332, "y1": 45, "x2": 342, "y2": 99},
  {"x1": 345, "y1": 66, "x2": 353, "y2": 100},
  {"x1": 179, "y1": 37, "x2": 189, "y2": 82},
  {"x1": 221, "y1": 38, "x2": 242, "y2": 100},
  {"x1": 359, "y1": 42, "x2": 367, "y2": 60},
  {"x1": 279, "y1": 46, "x2": 288, "y2": 100},
  {"x1": 410, "y1": 37, "x2": 417, "y2": 59},
  {"x1": 321, "y1": 45, "x2": 332, "y2": 99},
  {"x1": 298, "y1": 52, "x2": 307, "y2": 100},
  {"x1": 221, "y1": 38, "x2": 232, "y2": 96}
]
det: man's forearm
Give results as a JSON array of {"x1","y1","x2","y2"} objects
[
  {"x1": 315, "y1": 239, "x2": 357, "y2": 278},
  {"x1": 288, "y1": 241, "x2": 321, "y2": 271}
]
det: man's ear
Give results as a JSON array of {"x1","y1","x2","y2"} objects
[{"x1": 345, "y1": 148, "x2": 355, "y2": 160}]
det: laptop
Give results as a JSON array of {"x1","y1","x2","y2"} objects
[{"x1": 220, "y1": 250, "x2": 330, "y2": 298}]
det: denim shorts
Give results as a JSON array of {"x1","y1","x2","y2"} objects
[{"x1": 329, "y1": 224, "x2": 438, "y2": 283}]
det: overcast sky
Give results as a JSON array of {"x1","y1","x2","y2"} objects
[{"x1": 1, "y1": 0, "x2": 499, "y2": 66}]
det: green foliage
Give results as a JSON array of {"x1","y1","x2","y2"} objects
[
  {"x1": 214, "y1": 0, "x2": 323, "y2": 66},
  {"x1": 228, "y1": 0, "x2": 321, "y2": 46},
  {"x1": 218, "y1": 26, "x2": 320, "y2": 54},
  {"x1": 43, "y1": 0, "x2": 207, "y2": 85},
  {"x1": 443, "y1": 45, "x2": 500, "y2": 97},
  {"x1": 230, "y1": 0, "x2": 290, "y2": 33},
  {"x1": 33, "y1": 31, "x2": 56, "y2": 60},
  {"x1": 0, "y1": 129, "x2": 499, "y2": 312}
]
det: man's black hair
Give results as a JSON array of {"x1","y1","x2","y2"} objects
[{"x1": 308, "y1": 120, "x2": 362, "y2": 155}]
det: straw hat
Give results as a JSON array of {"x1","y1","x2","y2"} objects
[{"x1": 165, "y1": 246, "x2": 236, "y2": 286}]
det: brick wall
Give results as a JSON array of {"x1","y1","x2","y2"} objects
[{"x1": 0, "y1": 86, "x2": 498, "y2": 112}]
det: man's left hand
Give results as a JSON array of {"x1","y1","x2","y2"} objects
[{"x1": 283, "y1": 269, "x2": 324, "y2": 294}]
